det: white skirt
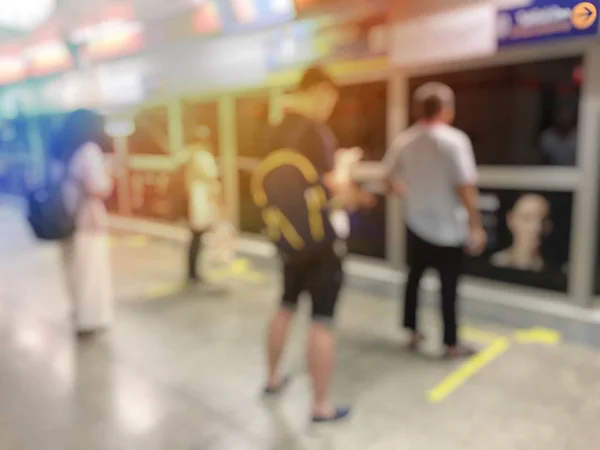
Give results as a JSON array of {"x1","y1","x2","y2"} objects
[{"x1": 62, "y1": 231, "x2": 114, "y2": 332}]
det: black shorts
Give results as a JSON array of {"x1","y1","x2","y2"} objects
[{"x1": 280, "y1": 244, "x2": 344, "y2": 325}]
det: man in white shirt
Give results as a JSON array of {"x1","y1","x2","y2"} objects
[
  {"x1": 383, "y1": 83, "x2": 486, "y2": 358},
  {"x1": 186, "y1": 127, "x2": 221, "y2": 283}
]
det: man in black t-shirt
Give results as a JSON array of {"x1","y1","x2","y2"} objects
[{"x1": 253, "y1": 66, "x2": 374, "y2": 423}]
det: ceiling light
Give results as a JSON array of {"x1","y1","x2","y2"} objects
[
  {"x1": 71, "y1": 19, "x2": 143, "y2": 44},
  {"x1": 0, "y1": 0, "x2": 57, "y2": 31}
]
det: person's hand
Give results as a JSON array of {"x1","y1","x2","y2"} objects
[
  {"x1": 358, "y1": 190, "x2": 378, "y2": 209},
  {"x1": 334, "y1": 147, "x2": 364, "y2": 182},
  {"x1": 386, "y1": 180, "x2": 407, "y2": 197},
  {"x1": 467, "y1": 226, "x2": 487, "y2": 256}
]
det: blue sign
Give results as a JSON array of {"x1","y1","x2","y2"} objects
[
  {"x1": 498, "y1": 0, "x2": 599, "y2": 47},
  {"x1": 265, "y1": 14, "x2": 387, "y2": 72},
  {"x1": 219, "y1": 0, "x2": 296, "y2": 34}
]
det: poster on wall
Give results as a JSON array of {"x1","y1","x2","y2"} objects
[
  {"x1": 497, "y1": 0, "x2": 599, "y2": 47},
  {"x1": 465, "y1": 188, "x2": 572, "y2": 292},
  {"x1": 128, "y1": 169, "x2": 181, "y2": 222}
]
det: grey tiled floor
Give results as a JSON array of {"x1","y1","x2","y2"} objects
[{"x1": 1, "y1": 204, "x2": 600, "y2": 449}]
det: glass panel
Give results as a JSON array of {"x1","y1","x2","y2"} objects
[
  {"x1": 408, "y1": 57, "x2": 582, "y2": 166},
  {"x1": 329, "y1": 81, "x2": 387, "y2": 259},
  {"x1": 236, "y1": 95, "x2": 271, "y2": 234},
  {"x1": 236, "y1": 96, "x2": 270, "y2": 158},
  {"x1": 464, "y1": 189, "x2": 572, "y2": 292},
  {"x1": 127, "y1": 106, "x2": 169, "y2": 155}
]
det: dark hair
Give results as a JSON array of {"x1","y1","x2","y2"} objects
[
  {"x1": 298, "y1": 65, "x2": 337, "y2": 92},
  {"x1": 50, "y1": 109, "x2": 106, "y2": 162},
  {"x1": 413, "y1": 82, "x2": 454, "y2": 120},
  {"x1": 421, "y1": 96, "x2": 444, "y2": 119}
]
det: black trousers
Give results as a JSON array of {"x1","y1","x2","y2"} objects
[
  {"x1": 403, "y1": 228, "x2": 464, "y2": 347},
  {"x1": 188, "y1": 230, "x2": 205, "y2": 280}
]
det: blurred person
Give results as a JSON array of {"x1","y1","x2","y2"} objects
[
  {"x1": 185, "y1": 126, "x2": 222, "y2": 284},
  {"x1": 54, "y1": 109, "x2": 114, "y2": 336},
  {"x1": 539, "y1": 106, "x2": 577, "y2": 166},
  {"x1": 383, "y1": 82, "x2": 486, "y2": 358},
  {"x1": 490, "y1": 194, "x2": 551, "y2": 272},
  {"x1": 254, "y1": 66, "x2": 374, "y2": 423}
]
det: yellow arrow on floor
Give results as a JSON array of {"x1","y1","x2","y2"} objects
[
  {"x1": 206, "y1": 258, "x2": 264, "y2": 283},
  {"x1": 514, "y1": 327, "x2": 562, "y2": 345},
  {"x1": 427, "y1": 337, "x2": 510, "y2": 403}
]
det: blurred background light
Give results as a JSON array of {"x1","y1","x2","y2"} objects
[
  {"x1": 0, "y1": 0, "x2": 57, "y2": 31},
  {"x1": 71, "y1": 19, "x2": 143, "y2": 45},
  {"x1": 105, "y1": 119, "x2": 135, "y2": 138}
]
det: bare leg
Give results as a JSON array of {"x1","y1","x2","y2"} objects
[
  {"x1": 266, "y1": 307, "x2": 294, "y2": 388},
  {"x1": 308, "y1": 321, "x2": 336, "y2": 417},
  {"x1": 60, "y1": 237, "x2": 76, "y2": 317}
]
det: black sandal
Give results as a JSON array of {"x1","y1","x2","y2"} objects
[
  {"x1": 312, "y1": 406, "x2": 352, "y2": 423},
  {"x1": 263, "y1": 375, "x2": 291, "y2": 396}
]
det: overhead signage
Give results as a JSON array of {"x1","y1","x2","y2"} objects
[
  {"x1": 498, "y1": 0, "x2": 599, "y2": 46},
  {"x1": 391, "y1": 3, "x2": 497, "y2": 67},
  {"x1": 266, "y1": 12, "x2": 387, "y2": 72},
  {"x1": 223, "y1": 0, "x2": 296, "y2": 31},
  {"x1": 191, "y1": 0, "x2": 296, "y2": 35},
  {"x1": 316, "y1": 14, "x2": 388, "y2": 63},
  {"x1": 265, "y1": 21, "x2": 318, "y2": 71}
]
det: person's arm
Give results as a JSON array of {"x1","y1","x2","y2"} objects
[
  {"x1": 203, "y1": 154, "x2": 228, "y2": 218},
  {"x1": 80, "y1": 143, "x2": 113, "y2": 199},
  {"x1": 456, "y1": 184, "x2": 482, "y2": 230},
  {"x1": 323, "y1": 150, "x2": 376, "y2": 210},
  {"x1": 452, "y1": 136, "x2": 486, "y2": 254},
  {"x1": 381, "y1": 134, "x2": 408, "y2": 197}
]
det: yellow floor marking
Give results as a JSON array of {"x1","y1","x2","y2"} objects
[
  {"x1": 461, "y1": 326, "x2": 502, "y2": 344},
  {"x1": 126, "y1": 235, "x2": 149, "y2": 247},
  {"x1": 206, "y1": 258, "x2": 264, "y2": 284},
  {"x1": 147, "y1": 284, "x2": 181, "y2": 298},
  {"x1": 427, "y1": 337, "x2": 510, "y2": 404},
  {"x1": 514, "y1": 327, "x2": 562, "y2": 345}
]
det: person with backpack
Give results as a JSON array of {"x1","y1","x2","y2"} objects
[
  {"x1": 29, "y1": 109, "x2": 114, "y2": 336},
  {"x1": 252, "y1": 66, "x2": 375, "y2": 423}
]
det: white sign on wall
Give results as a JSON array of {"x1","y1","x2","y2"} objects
[{"x1": 391, "y1": 3, "x2": 498, "y2": 68}]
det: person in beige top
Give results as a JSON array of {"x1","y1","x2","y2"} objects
[
  {"x1": 56, "y1": 110, "x2": 114, "y2": 336},
  {"x1": 185, "y1": 126, "x2": 221, "y2": 284},
  {"x1": 490, "y1": 194, "x2": 551, "y2": 272}
]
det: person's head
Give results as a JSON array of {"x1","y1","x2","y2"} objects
[
  {"x1": 51, "y1": 109, "x2": 106, "y2": 162},
  {"x1": 190, "y1": 126, "x2": 213, "y2": 154},
  {"x1": 413, "y1": 82, "x2": 455, "y2": 124},
  {"x1": 554, "y1": 105, "x2": 576, "y2": 133},
  {"x1": 295, "y1": 65, "x2": 339, "y2": 123},
  {"x1": 506, "y1": 194, "x2": 551, "y2": 251}
]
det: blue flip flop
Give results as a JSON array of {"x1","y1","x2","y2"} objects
[
  {"x1": 312, "y1": 406, "x2": 352, "y2": 423},
  {"x1": 263, "y1": 376, "x2": 291, "y2": 396}
]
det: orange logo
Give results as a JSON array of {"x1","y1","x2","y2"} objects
[{"x1": 572, "y1": 2, "x2": 597, "y2": 30}]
